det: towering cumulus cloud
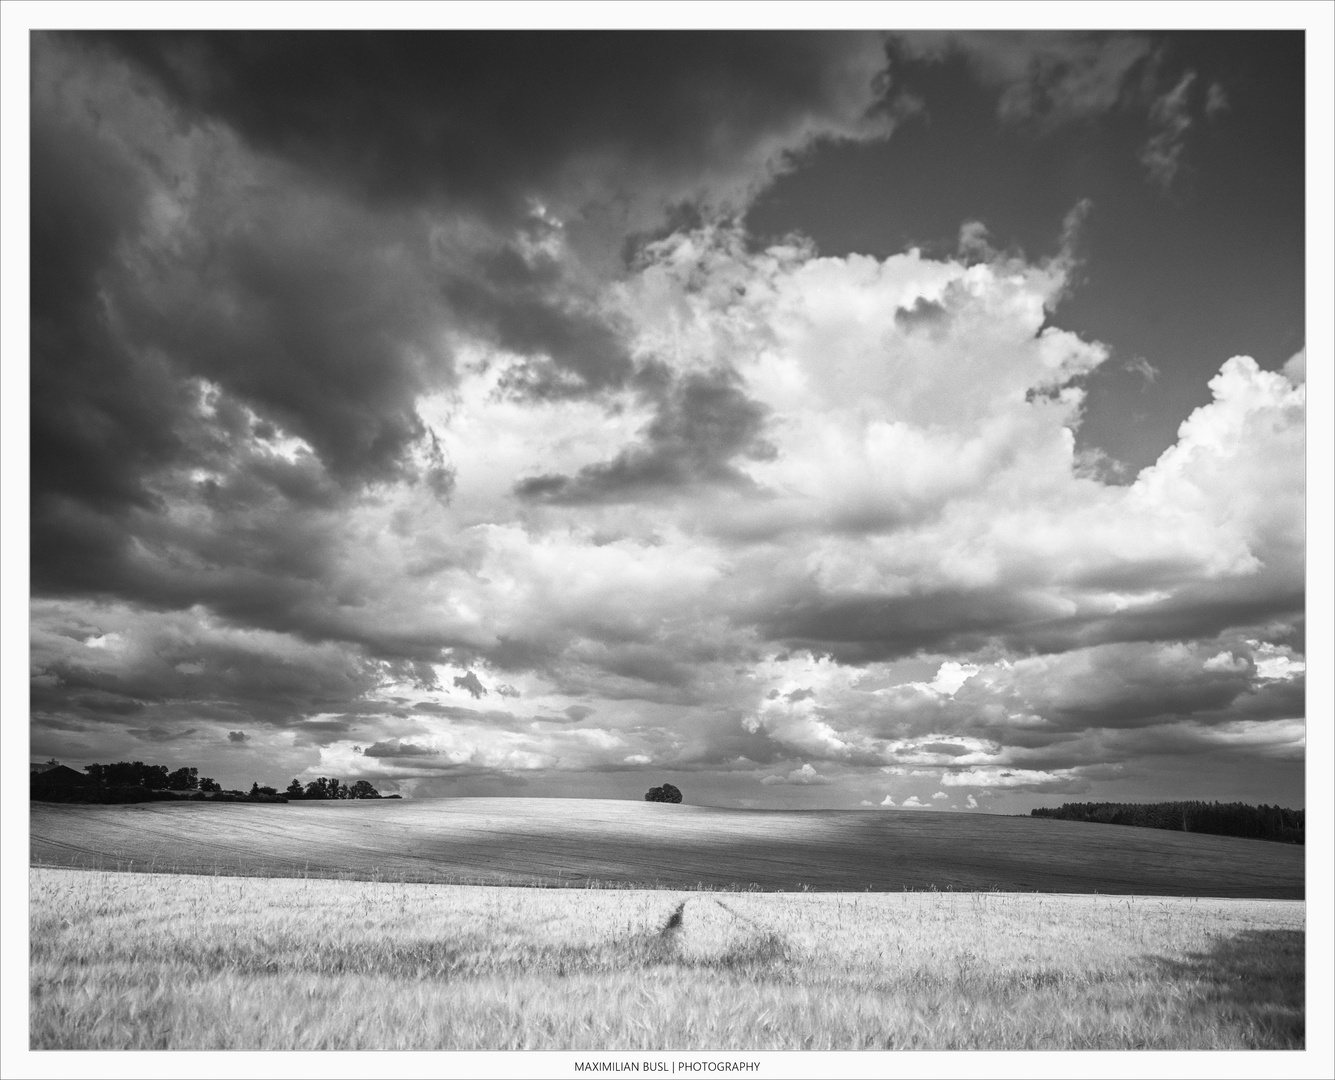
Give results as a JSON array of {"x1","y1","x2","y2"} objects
[{"x1": 28, "y1": 31, "x2": 1304, "y2": 811}]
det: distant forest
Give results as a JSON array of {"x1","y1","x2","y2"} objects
[
  {"x1": 1030, "y1": 801, "x2": 1304, "y2": 845},
  {"x1": 29, "y1": 760, "x2": 400, "y2": 804}
]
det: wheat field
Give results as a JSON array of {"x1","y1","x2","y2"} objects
[
  {"x1": 29, "y1": 867, "x2": 1304, "y2": 1050},
  {"x1": 28, "y1": 798, "x2": 1305, "y2": 896}
]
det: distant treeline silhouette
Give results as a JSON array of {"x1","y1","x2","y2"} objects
[
  {"x1": 283, "y1": 777, "x2": 391, "y2": 800},
  {"x1": 1030, "y1": 801, "x2": 1304, "y2": 844},
  {"x1": 30, "y1": 760, "x2": 399, "y2": 804}
]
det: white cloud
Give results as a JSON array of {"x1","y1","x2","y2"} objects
[
  {"x1": 1125, "y1": 356, "x2": 1160, "y2": 384},
  {"x1": 1196, "y1": 719, "x2": 1305, "y2": 758},
  {"x1": 1141, "y1": 71, "x2": 1196, "y2": 190},
  {"x1": 880, "y1": 795, "x2": 896, "y2": 806},
  {"x1": 900, "y1": 795, "x2": 927, "y2": 808},
  {"x1": 931, "y1": 791, "x2": 949, "y2": 801},
  {"x1": 1249, "y1": 642, "x2": 1306, "y2": 682},
  {"x1": 1283, "y1": 348, "x2": 1305, "y2": 385},
  {"x1": 761, "y1": 763, "x2": 830, "y2": 786},
  {"x1": 940, "y1": 767, "x2": 1085, "y2": 790},
  {"x1": 1255, "y1": 657, "x2": 1305, "y2": 681},
  {"x1": 925, "y1": 662, "x2": 980, "y2": 696}
]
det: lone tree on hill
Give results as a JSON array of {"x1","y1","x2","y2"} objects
[{"x1": 645, "y1": 783, "x2": 682, "y2": 804}]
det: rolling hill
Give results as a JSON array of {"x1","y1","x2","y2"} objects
[{"x1": 29, "y1": 797, "x2": 1304, "y2": 897}]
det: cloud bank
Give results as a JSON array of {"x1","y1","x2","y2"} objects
[{"x1": 28, "y1": 32, "x2": 1304, "y2": 810}]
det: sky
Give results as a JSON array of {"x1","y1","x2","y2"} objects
[{"x1": 16, "y1": 25, "x2": 1321, "y2": 813}]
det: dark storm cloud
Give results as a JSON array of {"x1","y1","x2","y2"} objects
[
  {"x1": 475, "y1": 636, "x2": 567, "y2": 676},
  {"x1": 30, "y1": 111, "x2": 196, "y2": 551},
  {"x1": 45, "y1": 27, "x2": 891, "y2": 431},
  {"x1": 95, "y1": 31, "x2": 893, "y2": 215},
  {"x1": 29, "y1": 39, "x2": 459, "y2": 609},
  {"x1": 30, "y1": 65, "x2": 451, "y2": 506},
  {"x1": 755, "y1": 574, "x2": 1304, "y2": 665},
  {"x1": 453, "y1": 671, "x2": 488, "y2": 699},
  {"x1": 32, "y1": 714, "x2": 93, "y2": 733},
  {"x1": 920, "y1": 741, "x2": 971, "y2": 757},
  {"x1": 940, "y1": 715, "x2": 1303, "y2": 790},
  {"x1": 757, "y1": 587, "x2": 1061, "y2": 663},
  {"x1": 849, "y1": 639, "x2": 1306, "y2": 793},
  {"x1": 953, "y1": 653, "x2": 1274, "y2": 735},
  {"x1": 129, "y1": 726, "x2": 200, "y2": 742},
  {"x1": 363, "y1": 740, "x2": 438, "y2": 759},
  {"x1": 290, "y1": 718, "x2": 359, "y2": 746},
  {"x1": 118, "y1": 193, "x2": 453, "y2": 485},
  {"x1": 556, "y1": 643, "x2": 703, "y2": 697},
  {"x1": 1054, "y1": 584, "x2": 1305, "y2": 655},
  {"x1": 32, "y1": 440, "x2": 489, "y2": 667},
  {"x1": 227, "y1": 730, "x2": 249, "y2": 743},
  {"x1": 411, "y1": 702, "x2": 480, "y2": 717},
  {"x1": 28, "y1": 601, "x2": 394, "y2": 737},
  {"x1": 70, "y1": 695, "x2": 145, "y2": 716},
  {"x1": 529, "y1": 712, "x2": 590, "y2": 727},
  {"x1": 515, "y1": 369, "x2": 774, "y2": 503},
  {"x1": 387, "y1": 661, "x2": 441, "y2": 692},
  {"x1": 29, "y1": 30, "x2": 890, "y2": 637},
  {"x1": 407, "y1": 702, "x2": 535, "y2": 732},
  {"x1": 446, "y1": 251, "x2": 636, "y2": 400}
]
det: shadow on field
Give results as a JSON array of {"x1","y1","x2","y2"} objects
[
  {"x1": 1148, "y1": 929, "x2": 1304, "y2": 1049},
  {"x1": 30, "y1": 801, "x2": 1305, "y2": 898}
]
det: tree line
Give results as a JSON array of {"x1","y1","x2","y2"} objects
[
  {"x1": 30, "y1": 760, "x2": 398, "y2": 803},
  {"x1": 283, "y1": 776, "x2": 385, "y2": 800},
  {"x1": 1030, "y1": 800, "x2": 1304, "y2": 844}
]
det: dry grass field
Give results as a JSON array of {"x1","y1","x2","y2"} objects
[
  {"x1": 28, "y1": 799, "x2": 1306, "y2": 1050},
  {"x1": 29, "y1": 867, "x2": 1304, "y2": 1050},
  {"x1": 29, "y1": 797, "x2": 1305, "y2": 896}
]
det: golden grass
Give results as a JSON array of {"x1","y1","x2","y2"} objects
[
  {"x1": 29, "y1": 868, "x2": 1304, "y2": 1050},
  {"x1": 29, "y1": 797, "x2": 1305, "y2": 897}
]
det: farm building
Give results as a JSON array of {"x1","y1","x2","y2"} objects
[{"x1": 30, "y1": 763, "x2": 91, "y2": 793}]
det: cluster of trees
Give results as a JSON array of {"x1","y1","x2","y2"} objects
[
  {"x1": 31, "y1": 760, "x2": 397, "y2": 804},
  {"x1": 283, "y1": 777, "x2": 387, "y2": 800},
  {"x1": 644, "y1": 783, "x2": 682, "y2": 804},
  {"x1": 1030, "y1": 801, "x2": 1304, "y2": 845},
  {"x1": 29, "y1": 760, "x2": 224, "y2": 803},
  {"x1": 80, "y1": 761, "x2": 222, "y2": 792}
]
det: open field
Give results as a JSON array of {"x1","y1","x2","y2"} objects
[
  {"x1": 30, "y1": 797, "x2": 1304, "y2": 896},
  {"x1": 30, "y1": 867, "x2": 1304, "y2": 1050}
]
